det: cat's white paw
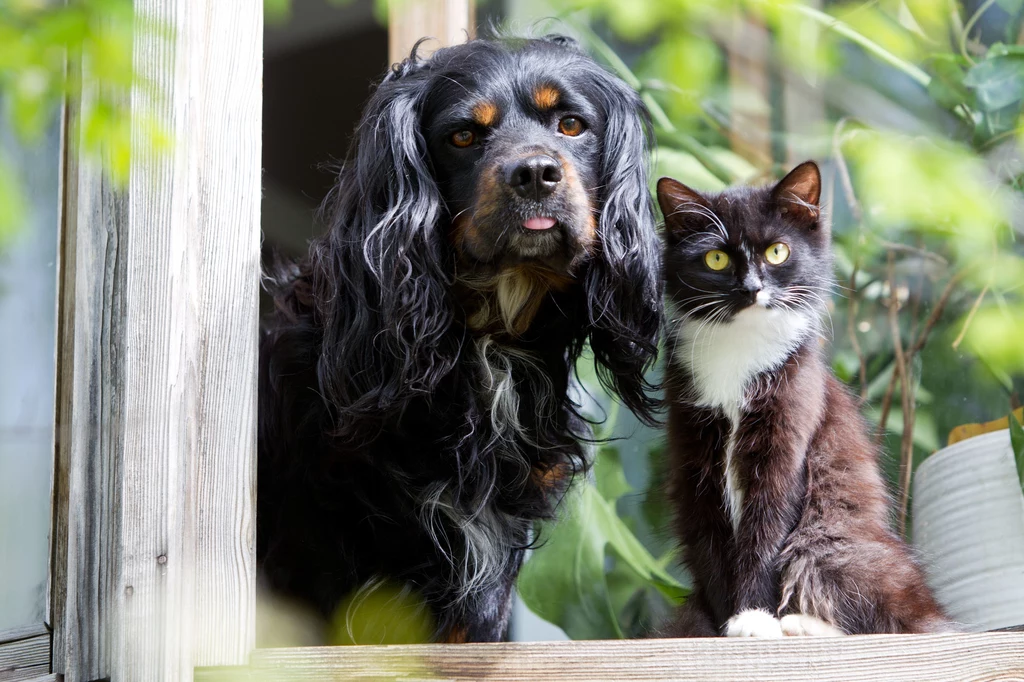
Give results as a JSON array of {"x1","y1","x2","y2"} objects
[
  {"x1": 779, "y1": 613, "x2": 845, "y2": 637},
  {"x1": 724, "y1": 609, "x2": 784, "y2": 638}
]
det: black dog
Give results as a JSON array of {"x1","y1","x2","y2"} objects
[{"x1": 258, "y1": 35, "x2": 660, "y2": 643}]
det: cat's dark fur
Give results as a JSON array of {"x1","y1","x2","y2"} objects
[{"x1": 656, "y1": 162, "x2": 951, "y2": 637}]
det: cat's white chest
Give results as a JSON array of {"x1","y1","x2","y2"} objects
[{"x1": 672, "y1": 305, "x2": 815, "y2": 531}]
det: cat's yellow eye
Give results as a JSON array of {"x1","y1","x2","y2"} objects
[
  {"x1": 704, "y1": 250, "x2": 730, "y2": 271},
  {"x1": 451, "y1": 130, "x2": 475, "y2": 148},
  {"x1": 765, "y1": 242, "x2": 790, "y2": 265}
]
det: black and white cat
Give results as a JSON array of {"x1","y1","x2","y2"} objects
[{"x1": 657, "y1": 162, "x2": 951, "y2": 637}]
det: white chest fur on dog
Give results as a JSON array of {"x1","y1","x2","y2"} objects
[
  {"x1": 418, "y1": 335, "x2": 548, "y2": 605},
  {"x1": 672, "y1": 303, "x2": 815, "y2": 531}
]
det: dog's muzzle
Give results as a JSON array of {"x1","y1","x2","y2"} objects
[{"x1": 454, "y1": 149, "x2": 595, "y2": 267}]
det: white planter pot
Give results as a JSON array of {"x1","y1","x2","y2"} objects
[{"x1": 912, "y1": 429, "x2": 1024, "y2": 631}]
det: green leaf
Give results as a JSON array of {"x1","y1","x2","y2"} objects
[
  {"x1": 963, "y1": 55, "x2": 1024, "y2": 111},
  {"x1": 518, "y1": 484, "x2": 625, "y2": 639},
  {"x1": 832, "y1": 350, "x2": 860, "y2": 384},
  {"x1": 654, "y1": 147, "x2": 725, "y2": 193},
  {"x1": 328, "y1": 580, "x2": 434, "y2": 645},
  {"x1": 1009, "y1": 411, "x2": 1024, "y2": 491},
  {"x1": 926, "y1": 54, "x2": 972, "y2": 111},
  {"x1": 264, "y1": 0, "x2": 292, "y2": 23},
  {"x1": 0, "y1": 157, "x2": 26, "y2": 248},
  {"x1": 653, "y1": 132, "x2": 738, "y2": 186},
  {"x1": 975, "y1": 102, "x2": 1023, "y2": 145},
  {"x1": 594, "y1": 445, "x2": 632, "y2": 503},
  {"x1": 788, "y1": 4, "x2": 932, "y2": 89},
  {"x1": 640, "y1": 443, "x2": 672, "y2": 543},
  {"x1": 986, "y1": 43, "x2": 1024, "y2": 58},
  {"x1": 518, "y1": 467, "x2": 688, "y2": 639},
  {"x1": 605, "y1": 554, "x2": 673, "y2": 638},
  {"x1": 996, "y1": 0, "x2": 1024, "y2": 15},
  {"x1": 865, "y1": 406, "x2": 941, "y2": 452}
]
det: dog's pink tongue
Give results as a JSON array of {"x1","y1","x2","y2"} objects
[{"x1": 523, "y1": 216, "x2": 556, "y2": 231}]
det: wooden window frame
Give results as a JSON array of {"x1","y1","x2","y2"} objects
[
  {"x1": 45, "y1": 0, "x2": 261, "y2": 680},
  {"x1": 8, "y1": 0, "x2": 1019, "y2": 680}
]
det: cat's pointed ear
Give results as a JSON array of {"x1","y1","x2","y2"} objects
[
  {"x1": 772, "y1": 161, "x2": 821, "y2": 224},
  {"x1": 657, "y1": 177, "x2": 712, "y2": 237}
]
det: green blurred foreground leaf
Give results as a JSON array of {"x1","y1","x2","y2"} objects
[
  {"x1": 0, "y1": 0, "x2": 171, "y2": 248},
  {"x1": 0, "y1": 155, "x2": 26, "y2": 245},
  {"x1": 329, "y1": 579, "x2": 435, "y2": 645}
]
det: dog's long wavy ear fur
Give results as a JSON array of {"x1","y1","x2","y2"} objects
[
  {"x1": 312, "y1": 54, "x2": 458, "y2": 440},
  {"x1": 582, "y1": 67, "x2": 662, "y2": 424}
]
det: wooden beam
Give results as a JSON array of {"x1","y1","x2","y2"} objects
[
  {"x1": 52, "y1": 0, "x2": 262, "y2": 680},
  {"x1": 388, "y1": 0, "x2": 475, "y2": 67},
  {"x1": 0, "y1": 624, "x2": 49, "y2": 682},
  {"x1": 780, "y1": 0, "x2": 826, "y2": 165},
  {"x1": 193, "y1": 633, "x2": 1024, "y2": 681},
  {"x1": 727, "y1": 15, "x2": 774, "y2": 168}
]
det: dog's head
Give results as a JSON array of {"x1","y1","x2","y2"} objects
[
  {"x1": 316, "y1": 36, "x2": 660, "y2": 424},
  {"x1": 423, "y1": 39, "x2": 604, "y2": 274}
]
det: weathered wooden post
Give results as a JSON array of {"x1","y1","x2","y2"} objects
[
  {"x1": 388, "y1": 0, "x2": 474, "y2": 65},
  {"x1": 51, "y1": 1, "x2": 262, "y2": 680}
]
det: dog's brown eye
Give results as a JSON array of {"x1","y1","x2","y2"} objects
[
  {"x1": 451, "y1": 130, "x2": 475, "y2": 148},
  {"x1": 558, "y1": 117, "x2": 585, "y2": 137}
]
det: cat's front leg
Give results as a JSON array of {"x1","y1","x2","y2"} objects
[{"x1": 725, "y1": 446, "x2": 806, "y2": 636}]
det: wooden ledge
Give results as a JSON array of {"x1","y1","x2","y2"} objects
[
  {"x1": 0, "y1": 624, "x2": 51, "y2": 682},
  {"x1": 195, "y1": 631, "x2": 1024, "y2": 681}
]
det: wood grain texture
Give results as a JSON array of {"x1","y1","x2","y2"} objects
[
  {"x1": 52, "y1": 1, "x2": 262, "y2": 681},
  {"x1": 196, "y1": 634, "x2": 1024, "y2": 682},
  {"x1": 388, "y1": 0, "x2": 475, "y2": 67},
  {"x1": 0, "y1": 626, "x2": 49, "y2": 682},
  {"x1": 52, "y1": 78, "x2": 129, "y2": 682}
]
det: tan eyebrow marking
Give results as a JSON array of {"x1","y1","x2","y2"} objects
[
  {"x1": 471, "y1": 101, "x2": 499, "y2": 127},
  {"x1": 533, "y1": 85, "x2": 560, "y2": 110}
]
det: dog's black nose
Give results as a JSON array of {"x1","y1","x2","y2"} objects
[{"x1": 507, "y1": 155, "x2": 562, "y2": 199}]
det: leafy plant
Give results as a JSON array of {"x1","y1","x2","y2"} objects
[{"x1": 518, "y1": 436, "x2": 687, "y2": 639}]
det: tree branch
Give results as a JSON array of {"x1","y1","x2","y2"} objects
[{"x1": 887, "y1": 253, "x2": 915, "y2": 536}]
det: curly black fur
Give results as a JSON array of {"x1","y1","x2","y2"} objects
[{"x1": 258, "y1": 35, "x2": 660, "y2": 643}]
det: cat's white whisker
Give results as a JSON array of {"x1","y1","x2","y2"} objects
[{"x1": 669, "y1": 202, "x2": 729, "y2": 242}]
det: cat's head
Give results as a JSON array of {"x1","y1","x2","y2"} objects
[{"x1": 657, "y1": 161, "x2": 831, "y2": 325}]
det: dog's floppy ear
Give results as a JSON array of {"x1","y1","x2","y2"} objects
[
  {"x1": 582, "y1": 68, "x2": 661, "y2": 424},
  {"x1": 312, "y1": 59, "x2": 458, "y2": 438}
]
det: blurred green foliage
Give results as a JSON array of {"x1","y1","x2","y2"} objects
[
  {"x1": 518, "y1": 423, "x2": 687, "y2": 639},
  {"x1": 0, "y1": 0, "x2": 167, "y2": 248},
  {"x1": 329, "y1": 579, "x2": 436, "y2": 645}
]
